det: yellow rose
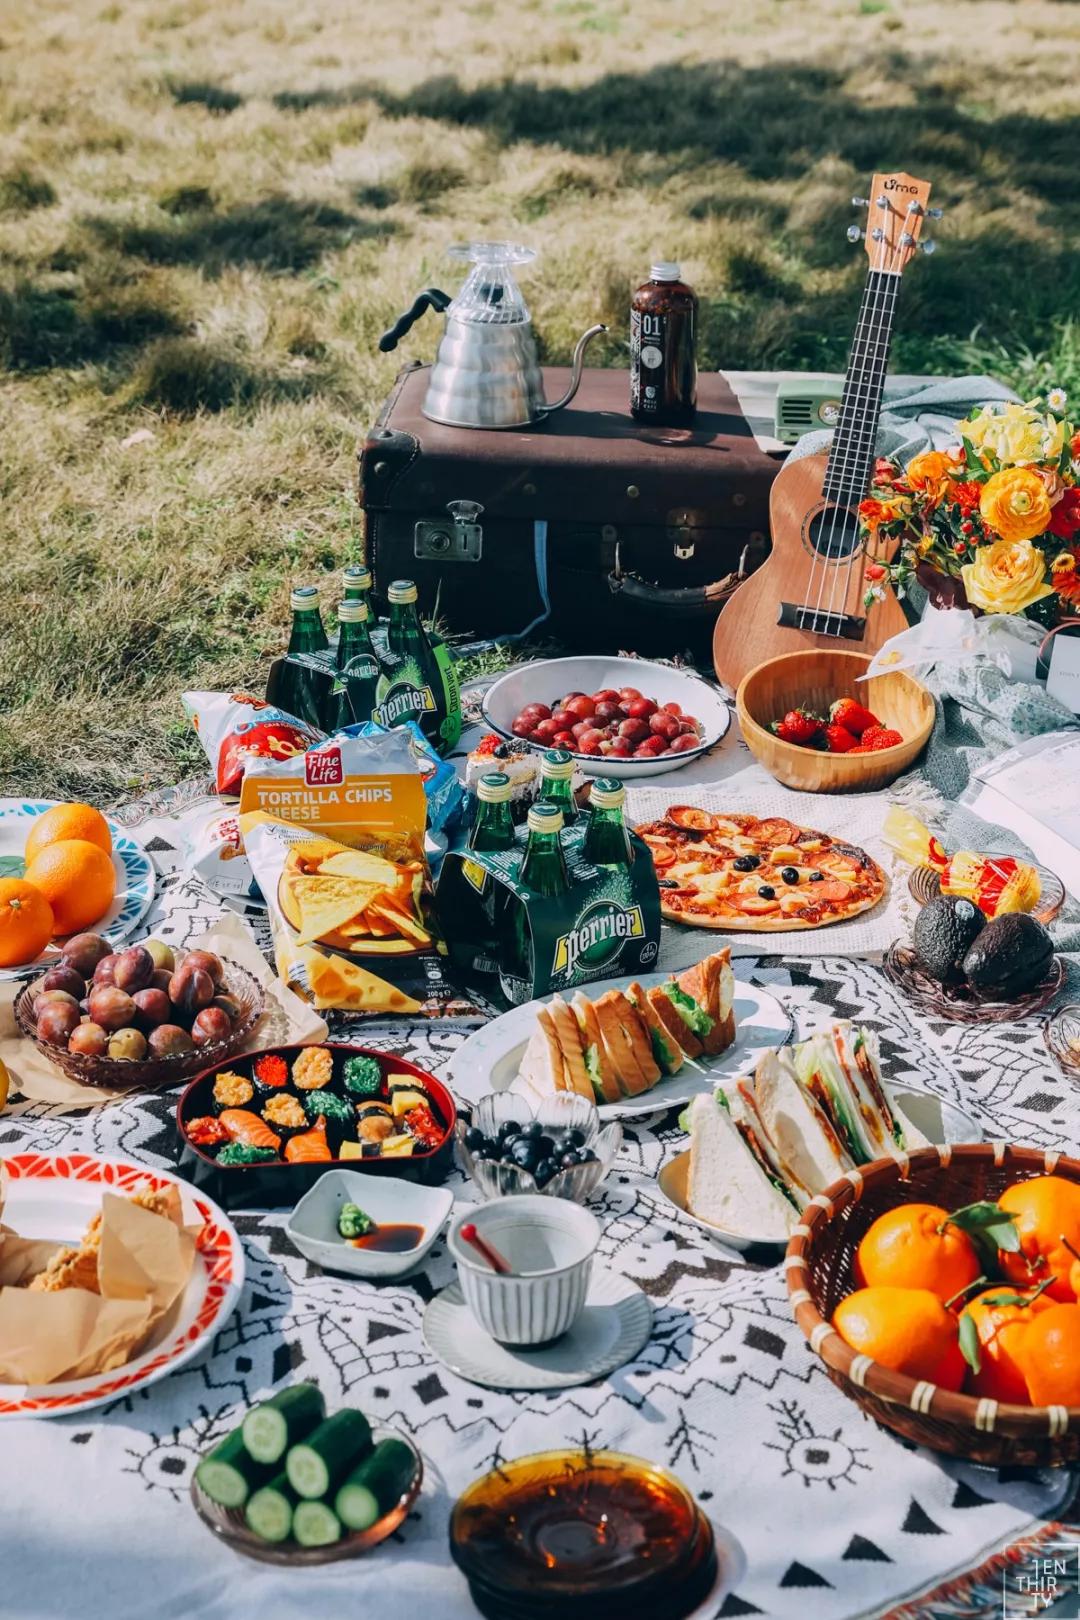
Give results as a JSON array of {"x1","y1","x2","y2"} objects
[
  {"x1": 957, "y1": 402, "x2": 1065, "y2": 467},
  {"x1": 960, "y1": 538, "x2": 1055, "y2": 614},
  {"x1": 979, "y1": 467, "x2": 1052, "y2": 542},
  {"x1": 904, "y1": 450, "x2": 953, "y2": 503}
]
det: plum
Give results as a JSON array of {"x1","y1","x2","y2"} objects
[
  {"x1": 142, "y1": 938, "x2": 175, "y2": 972},
  {"x1": 150, "y1": 968, "x2": 173, "y2": 994},
  {"x1": 132, "y1": 988, "x2": 171, "y2": 1030},
  {"x1": 148, "y1": 1024, "x2": 195, "y2": 1058},
  {"x1": 61, "y1": 933, "x2": 111, "y2": 978},
  {"x1": 168, "y1": 965, "x2": 215, "y2": 1016},
  {"x1": 180, "y1": 949, "x2": 224, "y2": 987},
  {"x1": 37, "y1": 1001, "x2": 81, "y2": 1046},
  {"x1": 43, "y1": 963, "x2": 86, "y2": 999},
  {"x1": 107, "y1": 1027, "x2": 147, "y2": 1061},
  {"x1": 112, "y1": 945, "x2": 154, "y2": 994},
  {"x1": 33, "y1": 988, "x2": 80, "y2": 1020},
  {"x1": 87, "y1": 985, "x2": 137, "y2": 1032},
  {"x1": 211, "y1": 992, "x2": 241, "y2": 1022},
  {"x1": 68, "y1": 1021, "x2": 108, "y2": 1057},
  {"x1": 93, "y1": 953, "x2": 121, "y2": 986},
  {"x1": 192, "y1": 1006, "x2": 233, "y2": 1046}
]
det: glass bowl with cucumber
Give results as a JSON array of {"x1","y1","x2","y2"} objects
[{"x1": 191, "y1": 1383, "x2": 422, "y2": 1564}]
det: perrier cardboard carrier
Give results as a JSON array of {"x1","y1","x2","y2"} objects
[{"x1": 438, "y1": 776, "x2": 662, "y2": 1006}]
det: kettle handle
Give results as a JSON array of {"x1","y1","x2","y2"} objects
[{"x1": 378, "y1": 288, "x2": 452, "y2": 353}]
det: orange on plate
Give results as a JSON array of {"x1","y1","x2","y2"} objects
[
  {"x1": 24, "y1": 802, "x2": 112, "y2": 866},
  {"x1": 999, "y1": 1176, "x2": 1080, "y2": 1302},
  {"x1": 960, "y1": 1285, "x2": 1055, "y2": 1404},
  {"x1": 855, "y1": 1202, "x2": 981, "y2": 1302},
  {"x1": 0, "y1": 878, "x2": 55, "y2": 967},
  {"x1": 24, "y1": 839, "x2": 115, "y2": 936},
  {"x1": 833, "y1": 1285, "x2": 966, "y2": 1390},
  {"x1": 1022, "y1": 1304, "x2": 1080, "y2": 1406}
]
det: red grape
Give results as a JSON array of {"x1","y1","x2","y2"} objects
[
  {"x1": 618, "y1": 717, "x2": 650, "y2": 743},
  {"x1": 518, "y1": 702, "x2": 552, "y2": 724},
  {"x1": 590, "y1": 688, "x2": 620, "y2": 704},
  {"x1": 551, "y1": 708, "x2": 574, "y2": 731},
  {"x1": 681, "y1": 713, "x2": 700, "y2": 730},
  {"x1": 649, "y1": 711, "x2": 681, "y2": 739},
  {"x1": 511, "y1": 717, "x2": 534, "y2": 738},
  {"x1": 669, "y1": 732, "x2": 701, "y2": 753},
  {"x1": 663, "y1": 701, "x2": 683, "y2": 717},
  {"x1": 571, "y1": 719, "x2": 593, "y2": 739},
  {"x1": 577, "y1": 729, "x2": 605, "y2": 754},
  {"x1": 552, "y1": 730, "x2": 576, "y2": 750},
  {"x1": 608, "y1": 737, "x2": 633, "y2": 757},
  {"x1": 560, "y1": 691, "x2": 586, "y2": 704},
  {"x1": 594, "y1": 701, "x2": 621, "y2": 724},
  {"x1": 618, "y1": 686, "x2": 643, "y2": 703},
  {"x1": 565, "y1": 694, "x2": 596, "y2": 720},
  {"x1": 533, "y1": 718, "x2": 559, "y2": 742},
  {"x1": 625, "y1": 697, "x2": 657, "y2": 719}
]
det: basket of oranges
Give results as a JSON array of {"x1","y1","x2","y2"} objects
[{"x1": 787, "y1": 1144, "x2": 1080, "y2": 1468}]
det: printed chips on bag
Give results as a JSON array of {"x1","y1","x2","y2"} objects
[{"x1": 182, "y1": 690, "x2": 323, "y2": 797}]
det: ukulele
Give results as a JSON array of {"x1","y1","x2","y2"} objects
[{"x1": 713, "y1": 171, "x2": 938, "y2": 690}]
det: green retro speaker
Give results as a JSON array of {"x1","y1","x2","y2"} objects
[{"x1": 774, "y1": 376, "x2": 845, "y2": 444}]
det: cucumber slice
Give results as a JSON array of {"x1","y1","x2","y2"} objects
[
  {"x1": 244, "y1": 1474, "x2": 299, "y2": 1543},
  {"x1": 335, "y1": 1438, "x2": 416, "y2": 1531},
  {"x1": 285, "y1": 1410, "x2": 373, "y2": 1500},
  {"x1": 242, "y1": 1384, "x2": 325, "y2": 1466},
  {"x1": 195, "y1": 1427, "x2": 276, "y2": 1509},
  {"x1": 293, "y1": 1500, "x2": 343, "y2": 1548}
]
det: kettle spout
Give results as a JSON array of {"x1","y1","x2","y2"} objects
[{"x1": 540, "y1": 324, "x2": 607, "y2": 415}]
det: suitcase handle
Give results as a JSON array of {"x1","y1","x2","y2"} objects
[
  {"x1": 379, "y1": 288, "x2": 452, "y2": 353},
  {"x1": 607, "y1": 565, "x2": 746, "y2": 618}
]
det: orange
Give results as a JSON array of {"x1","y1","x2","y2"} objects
[
  {"x1": 960, "y1": 1286, "x2": 1056, "y2": 1403},
  {"x1": 23, "y1": 839, "x2": 115, "y2": 936},
  {"x1": 24, "y1": 802, "x2": 111, "y2": 866},
  {"x1": 833, "y1": 1285, "x2": 966, "y2": 1390},
  {"x1": 0, "y1": 878, "x2": 54, "y2": 967},
  {"x1": 1022, "y1": 1304, "x2": 1080, "y2": 1406},
  {"x1": 999, "y1": 1176, "x2": 1080, "y2": 1302},
  {"x1": 855, "y1": 1203, "x2": 981, "y2": 1301}
]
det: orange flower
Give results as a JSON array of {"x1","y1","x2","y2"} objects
[
  {"x1": 905, "y1": 450, "x2": 954, "y2": 504},
  {"x1": 1052, "y1": 547, "x2": 1080, "y2": 607},
  {"x1": 979, "y1": 468, "x2": 1052, "y2": 543}
]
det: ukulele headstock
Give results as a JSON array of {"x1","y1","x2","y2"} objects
[{"x1": 850, "y1": 172, "x2": 936, "y2": 275}]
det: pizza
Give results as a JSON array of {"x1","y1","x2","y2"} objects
[{"x1": 634, "y1": 808, "x2": 886, "y2": 931}]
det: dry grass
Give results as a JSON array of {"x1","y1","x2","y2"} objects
[{"x1": 2, "y1": 0, "x2": 1079, "y2": 801}]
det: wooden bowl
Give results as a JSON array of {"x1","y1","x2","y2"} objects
[
  {"x1": 736, "y1": 650, "x2": 934, "y2": 792},
  {"x1": 787, "y1": 1143, "x2": 1080, "y2": 1467}
]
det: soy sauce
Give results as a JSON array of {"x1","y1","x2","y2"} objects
[
  {"x1": 348, "y1": 1223, "x2": 424, "y2": 1253},
  {"x1": 629, "y1": 261, "x2": 697, "y2": 426}
]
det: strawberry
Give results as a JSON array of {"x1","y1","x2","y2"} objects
[
  {"x1": 824, "y1": 722, "x2": 858, "y2": 753},
  {"x1": 850, "y1": 729, "x2": 904, "y2": 753},
  {"x1": 771, "y1": 708, "x2": 821, "y2": 746},
  {"x1": 829, "y1": 697, "x2": 879, "y2": 737}
]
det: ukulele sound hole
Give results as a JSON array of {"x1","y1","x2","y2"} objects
[{"x1": 805, "y1": 504, "x2": 863, "y2": 561}]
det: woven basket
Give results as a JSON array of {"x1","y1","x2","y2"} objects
[{"x1": 787, "y1": 1143, "x2": 1080, "y2": 1468}]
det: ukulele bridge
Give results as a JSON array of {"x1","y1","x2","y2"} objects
[{"x1": 779, "y1": 602, "x2": 866, "y2": 640}]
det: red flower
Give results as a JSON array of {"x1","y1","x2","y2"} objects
[
  {"x1": 1052, "y1": 545, "x2": 1080, "y2": 606},
  {"x1": 1047, "y1": 488, "x2": 1080, "y2": 539},
  {"x1": 950, "y1": 480, "x2": 982, "y2": 513},
  {"x1": 1071, "y1": 432, "x2": 1080, "y2": 461}
]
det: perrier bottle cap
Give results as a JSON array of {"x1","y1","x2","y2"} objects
[
  {"x1": 342, "y1": 564, "x2": 371, "y2": 588},
  {"x1": 590, "y1": 778, "x2": 625, "y2": 809},
  {"x1": 527, "y1": 801, "x2": 564, "y2": 833},
  {"x1": 477, "y1": 772, "x2": 512, "y2": 803},
  {"x1": 290, "y1": 584, "x2": 320, "y2": 610},
  {"x1": 388, "y1": 579, "x2": 418, "y2": 604},
  {"x1": 338, "y1": 599, "x2": 369, "y2": 622},
  {"x1": 541, "y1": 749, "x2": 574, "y2": 781}
]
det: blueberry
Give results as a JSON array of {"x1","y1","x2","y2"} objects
[
  {"x1": 559, "y1": 1151, "x2": 579, "y2": 1170},
  {"x1": 536, "y1": 1136, "x2": 557, "y2": 1160},
  {"x1": 534, "y1": 1158, "x2": 555, "y2": 1186},
  {"x1": 472, "y1": 1146, "x2": 494, "y2": 1162},
  {"x1": 809, "y1": 871, "x2": 824, "y2": 883},
  {"x1": 758, "y1": 884, "x2": 776, "y2": 900},
  {"x1": 566, "y1": 1128, "x2": 586, "y2": 1147},
  {"x1": 464, "y1": 1126, "x2": 485, "y2": 1150},
  {"x1": 576, "y1": 1146, "x2": 594, "y2": 1164},
  {"x1": 781, "y1": 867, "x2": 800, "y2": 885},
  {"x1": 520, "y1": 1120, "x2": 542, "y2": 1139},
  {"x1": 498, "y1": 1119, "x2": 522, "y2": 1139}
]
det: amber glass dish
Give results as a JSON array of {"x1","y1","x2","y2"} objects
[{"x1": 449, "y1": 1448, "x2": 717, "y2": 1620}]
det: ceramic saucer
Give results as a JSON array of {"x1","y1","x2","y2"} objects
[{"x1": 423, "y1": 1270, "x2": 652, "y2": 1391}]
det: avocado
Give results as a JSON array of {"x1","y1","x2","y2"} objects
[
  {"x1": 961, "y1": 912, "x2": 1054, "y2": 998},
  {"x1": 912, "y1": 895, "x2": 985, "y2": 983}
]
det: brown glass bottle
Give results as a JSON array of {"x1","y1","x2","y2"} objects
[{"x1": 629, "y1": 261, "x2": 697, "y2": 426}]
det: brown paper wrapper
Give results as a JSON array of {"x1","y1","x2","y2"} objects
[{"x1": 0, "y1": 1176, "x2": 196, "y2": 1385}]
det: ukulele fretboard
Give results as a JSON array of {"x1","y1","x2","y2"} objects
[{"x1": 820, "y1": 268, "x2": 900, "y2": 505}]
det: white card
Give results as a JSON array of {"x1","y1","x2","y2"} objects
[{"x1": 1046, "y1": 631, "x2": 1080, "y2": 714}]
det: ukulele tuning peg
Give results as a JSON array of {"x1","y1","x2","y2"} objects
[
  {"x1": 851, "y1": 195, "x2": 870, "y2": 208},
  {"x1": 919, "y1": 238, "x2": 937, "y2": 255},
  {"x1": 846, "y1": 224, "x2": 864, "y2": 243}
]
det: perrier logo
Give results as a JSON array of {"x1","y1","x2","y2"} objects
[
  {"x1": 552, "y1": 900, "x2": 645, "y2": 976},
  {"x1": 374, "y1": 680, "x2": 437, "y2": 727}
]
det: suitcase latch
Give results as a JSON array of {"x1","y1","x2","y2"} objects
[
  {"x1": 667, "y1": 508, "x2": 697, "y2": 561},
  {"x1": 414, "y1": 500, "x2": 483, "y2": 563}
]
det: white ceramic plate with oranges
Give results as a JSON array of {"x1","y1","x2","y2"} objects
[{"x1": 0, "y1": 800, "x2": 155, "y2": 980}]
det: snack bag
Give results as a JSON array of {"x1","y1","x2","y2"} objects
[
  {"x1": 186, "y1": 806, "x2": 261, "y2": 903},
  {"x1": 183, "y1": 691, "x2": 323, "y2": 797},
  {"x1": 338, "y1": 719, "x2": 464, "y2": 834},
  {"x1": 238, "y1": 730, "x2": 475, "y2": 1019}
]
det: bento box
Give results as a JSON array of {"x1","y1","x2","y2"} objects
[{"x1": 175, "y1": 1043, "x2": 456, "y2": 1211}]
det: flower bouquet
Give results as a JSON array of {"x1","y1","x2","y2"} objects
[{"x1": 858, "y1": 394, "x2": 1080, "y2": 626}]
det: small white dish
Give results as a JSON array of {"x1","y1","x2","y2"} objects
[
  {"x1": 447, "y1": 1196, "x2": 599, "y2": 1344},
  {"x1": 481, "y1": 655, "x2": 730, "y2": 779},
  {"x1": 423, "y1": 1270, "x2": 652, "y2": 1390},
  {"x1": 285, "y1": 1170, "x2": 453, "y2": 1279}
]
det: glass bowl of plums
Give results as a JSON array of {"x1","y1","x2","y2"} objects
[{"x1": 456, "y1": 1093, "x2": 622, "y2": 1204}]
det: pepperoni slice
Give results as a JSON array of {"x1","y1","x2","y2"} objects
[
  {"x1": 753, "y1": 817, "x2": 806, "y2": 844},
  {"x1": 667, "y1": 806, "x2": 718, "y2": 833},
  {"x1": 647, "y1": 843, "x2": 678, "y2": 870},
  {"x1": 809, "y1": 880, "x2": 853, "y2": 903}
]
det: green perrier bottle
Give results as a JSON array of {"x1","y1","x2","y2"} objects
[
  {"x1": 288, "y1": 584, "x2": 328, "y2": 655},
  {"x1": 539, "y1": 750, "x2": 577, "y2": 827},
  {"x1": 499, "y1": 800, "x2": 570, "y2": 1005},
  {"x1": 342, "y1": 564, "x2": 372, "y2": 607},
  {"x1": 374, "y1": 580, "x2": 446, "y2": 749},
  {"x1": 323, "y1": 598, "x2": 381, "y2": 732},
  {"x1": 583, "y1": 778, "x2": 634, "y2": 868},
  {"x1": 279, "y1": 584, "x2": 331, "y2": 728},
  {"x1": 457, "y1": 771, "x2": 516, "y2": 978}
]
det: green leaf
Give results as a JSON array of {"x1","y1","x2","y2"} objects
[
  {"x1": 958, "y1": 1311, "x2": 982, "y2": 1376},
  {"x1": 947, "y1": 1201, "x2": 1016, "y2": 1229},
  {"x1": 0, "y1": 855, "x2": 24, "y2": 878}
]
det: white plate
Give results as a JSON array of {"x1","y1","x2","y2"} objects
[
  {"x1": 481, "y1": 655, "x2": 731, "y2": 779},
  {"x1": 448, "y1": 969, "x2": 793, "y2": 1120},
  {"x1": 286, "y1": 1169, "x2": 453, "y2": 1279},
  {"x1": 657, "y1": 1086, "x2": 986, "y2": 1252},
  {"x1": 423, "y1": 1270, "x2": 652, "y2": 1390},
  {"x1": 0, "y1": 800, "x2": 156, "y2": 980},
  {"x1": 0, "y1": 1152, "x2": 244, "y2": 1418}
]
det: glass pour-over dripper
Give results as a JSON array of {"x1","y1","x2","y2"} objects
[{"x1": 445, "y1": 242, "x2": 536, "y2": 326}]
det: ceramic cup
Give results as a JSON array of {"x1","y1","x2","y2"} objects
[{"x1": 447, "y1": 1196, "x2": 600, "y2": 1346}]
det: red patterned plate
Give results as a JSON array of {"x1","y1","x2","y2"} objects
[{"x1": 0, "y1": 1153, "x2": 244, "y2": 1419}]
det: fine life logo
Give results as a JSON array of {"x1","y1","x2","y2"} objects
[
  {"x1": 1003, "y1": 1541, "x2": 1080, "y2": 1618},
  {"x1": 305, "y1": 745, "x2": 343, "y2": 787}
]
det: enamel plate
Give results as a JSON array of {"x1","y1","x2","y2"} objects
[
  {"x1": 0, "y1": 1153, "x2": 244, "y2": 1419},
  {"x1": 0, "y1": 800, "x2": 156, "y2": 980},
  {"x1": 447, "y1": 969, "x2": 794, "y2": 1120}
]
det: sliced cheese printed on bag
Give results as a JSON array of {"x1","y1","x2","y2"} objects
[{"x1": 299, "y1": 946, "x2": 422, "y2": 1013}]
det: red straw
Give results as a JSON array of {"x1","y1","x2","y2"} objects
[{"x1": 460, "y1": 1222, "x2": 512, "y2": 1274}]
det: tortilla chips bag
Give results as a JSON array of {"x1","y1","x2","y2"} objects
[{"x1": 239, "y1": 730, "x2": 478, "y2": 1020}]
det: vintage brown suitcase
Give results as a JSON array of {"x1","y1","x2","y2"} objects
[{"x1": 358, "y1": 364, "x2": 781, "y2": 658}]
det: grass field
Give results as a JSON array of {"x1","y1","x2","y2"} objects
[{"x1": 2, "y1": 0, "x2": 1079, "y2": 803}]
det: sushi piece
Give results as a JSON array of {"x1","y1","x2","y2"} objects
[
  {"x1": 262, "y1": 1092, "x2": 307, "y2": 1137},
  {"x1": 335, "y1": 1438, "x2": 415, "y2": 1532},
  {"x1": 402, "y1": 1103, "x2": 442, "y2": 1151},
  {"x1": 357, "y1": 1103, "x2": 394, "y2": 1145},
  {"x1": 186, "y1": 1115, "x2": 230, "y2": 1148},
  {"x1": 389, "y1": 1083, "x2": 427, "y2": 1119},
  {"x1": 338, "y1": 1141, "x2": 379, "y2": 1161},
  {"x1": 217, "y1": 1142, "x2": 279, "y2": 1167},
  {"x1": 218, "y1": 1109, "x2": 281, "y2": 1152},
  {"x1": 379, "y1": 1134, "x2": 415, "y2": 1158},
  {"x1": 284, "y1": 1116, "x2": 331, "y2": 1164},
  {"x1": 292, "y1": 1047, "x2": 333, "y2": 1091},
  {"x1": 242, "y1": 1385, "x2": 326, "y2": 1466},
  {"x1": 342, "y1": 1055, "x2": 383, "y2": 1098},
  {"x1": 252, "y1": 1053, "x2": 290, "y2": 1097},
  {"x1": 286, "y1": 1410, "x2": 372, "y2": 1499},
  {"x1": 301, "y1": 1089, "x2": 353, "y2": 1126},
  {"x1": 212, "y1": 1071, "x2": 255, "y2": 1112}
]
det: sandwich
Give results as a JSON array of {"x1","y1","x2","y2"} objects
[
  {"x1": 627, "y1": 982, "x2": 685, "y2": 1077},
  {"x1": 752, "y1": 1048, "x2": 853, "y2": 1196},
  {"x1": 686, "y1": 1092, "x2": 798, "y2": 1244},
  {"x1": 648, "y1": 951, "x2": 735, "y2": 1060},
  {"x1": 571, "y1": 992, "x2": 622, "y2": 1104},
  {"x1": 789, "y1": 1024, "x2": 926, "y2": 1165},
  {"x1": 547, "y1": 995, "x2": 596, "y2": 1101},
  {"x1": 593, "y1": 990, "x2": 661, "y2": 1096},
  {"x1": 517, "y1": 1005, "x2": 570, "y2": 1098}
]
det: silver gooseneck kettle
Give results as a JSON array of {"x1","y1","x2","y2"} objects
[{"x1": 379, "y1": 242, "x2": 606, "y2": 430}]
